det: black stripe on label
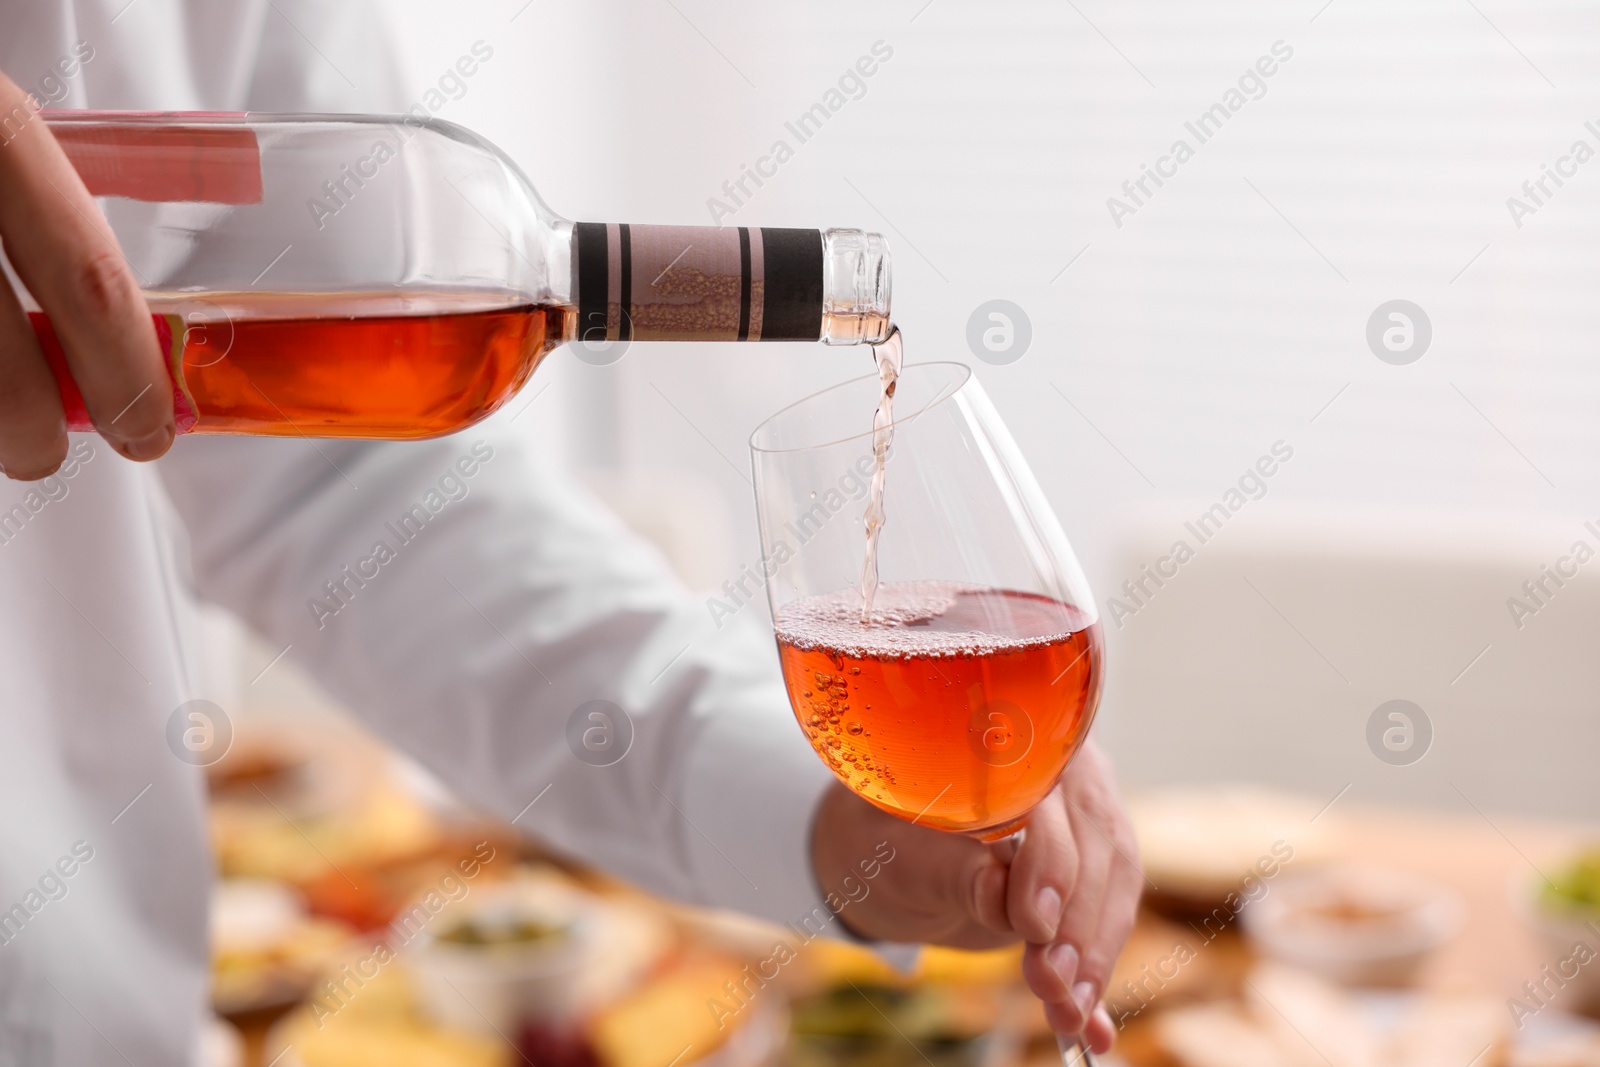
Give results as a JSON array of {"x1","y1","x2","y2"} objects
[
  {"x1": 759, "y1": 227, "x2": 824, "y2": 341},
  {"x1": 617, "y1": 223, "x2": 633, "y2": 341},
  {"x1": 574, "y1": 222, "x2": 609, "y2": 343},
  {"x1": 737, "y1": 227, "x2": 752, "y2": 341}
]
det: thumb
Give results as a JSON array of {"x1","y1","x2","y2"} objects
[
  {"x1": 878, "y1": 812, "x2": 1017, "y2": 944},
  {"x1": 963, "y1": 847, "x2": 1014, "y2": 937},
  {"x1": 814, "y1": 784, "x2": 1017, "y2": 948}
]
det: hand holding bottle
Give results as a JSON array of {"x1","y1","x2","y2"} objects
[{"x1": 0, "y1": 72, "x2": 175, "y2": 479}]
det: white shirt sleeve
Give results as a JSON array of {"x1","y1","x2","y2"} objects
[{"x1": 154, "y1": 414, "x2": 842, "y2": 928}]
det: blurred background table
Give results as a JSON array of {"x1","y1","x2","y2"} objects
[{"x1": 201, "y1": 710, "x2": 1598, "y2": 1067}]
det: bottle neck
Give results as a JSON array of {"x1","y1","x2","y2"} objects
[{"x1": 569, "y1": 224, "x2": 890, "y2": 346}]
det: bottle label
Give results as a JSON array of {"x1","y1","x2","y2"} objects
[
  {"x1": 573, "y1": 223, "x2": 823, "y2": 344},
  {"x1": 46, "y1": 113, "x2": 263, "y2": 205},
  {"x1": 30, "y1": 312, "x2": 198, "y2": 434}
]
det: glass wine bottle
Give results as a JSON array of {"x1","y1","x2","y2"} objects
[{"x1": 19, "y1": 112, "x2": 891, "y2": 439}]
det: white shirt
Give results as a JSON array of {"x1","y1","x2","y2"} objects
[{"x1": 0, "y1": 4, "x2": 837, "y2": 1063}]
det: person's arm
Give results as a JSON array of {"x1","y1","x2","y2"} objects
[{"x1": 155, "y1": 420, "x2": 842, "y2": 926}]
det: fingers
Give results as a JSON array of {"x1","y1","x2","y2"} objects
[
  {"x1": 1004, "y1": 785, "x2": 1079, "y2": 944},
  {"x1": 1021, "y1": 743, "x2": 1143, "y2": 1047},
  {"x1": 1065, "y1": 755, "x2": 1142, "y2": 1017},
  {"x1": 968, "y1": 854, "x2": 1011, "y2": 936},
  {"x1": 1030, "y1": 861, "x2": 1136, "y2": 1041},
  {"x1": 1052, "y1": 797, "x2": 1115, "y2": 1008},
  {"x1": 0, "y1": 264, "x2": 66, "y2": 478},
  {"x1": 1074, "y1": 834, "x2": 1142, "y2": 1015},
  {"x1": 1022, "y1": 939, "x2": 1077, "y2": 1004},
  {"x1": 0, "y1": 75, "x2": 172, "y2": 463}
]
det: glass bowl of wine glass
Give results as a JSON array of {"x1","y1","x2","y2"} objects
[{"x1": 750, "y1": 360, "x2": 1103, "y2": 841}]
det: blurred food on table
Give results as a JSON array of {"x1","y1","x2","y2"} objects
[
  {"x1": 203, "y1": 716, "x2": 1600, "y2": 1067},
  {"x1": 406, "y1": 869, "x2": 590, "y2": 1034},
  {"x1": 1127, "y1": 785, "x2": 1334, "y2": 915},
  {"x1": 1542, "y1": 849, "x2": 1600, "y2": 913},
  {"x1": 269, "y1": 962, "x2": 505, "y2": 1067},
  {"x1": 1240, "y1": 865, "x2": 1463, "y2": 986},
  {"x1": 1182, "y1": 964, "x2": 1600, "y2": 1067},
  {"x1": 211, "y1": 878, "x2": 355, "y2": 1014},
  {"x1": 589, "y1": 948, "x2": 784, "y2": 1067},
  {"x1": 1103, "y1": 912, "x2": 1241, "y2": 1021},
  {"x1": 787, "y1": 983, "x2": 997, "y2": 1067},
  {"x1": 1523, "y1": 845, "x2": 1600, "y2": 1016},
  {"x1": 1128, "y1": 963, "x2": 1549, "y2": 1067},
  {"x1": 1514, "y1": 1036, "x2": 1600, "y2": 1067}
]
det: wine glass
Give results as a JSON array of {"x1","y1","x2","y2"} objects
[{"x1": 750, "y1": 360, "x2": 1104, "y2": 1056}]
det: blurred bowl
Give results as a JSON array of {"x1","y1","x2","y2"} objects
[
  {"x1": 407, "y1": 878, "x2": 591, "y2": 1035},
  {"x1": 1129, "y1": 785, "x2": 1334, "y2": 916},
  {"x1": 210, "y1": 879, "x2": 354, "y2": 1015},
  {"x1": 1241, "y1": 865, "x2": 1463, "y2": 986},
  {"x1": 1518, "y1": 853, "x2": 1600, "y2": 1015}
]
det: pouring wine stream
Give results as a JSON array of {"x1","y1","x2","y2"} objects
[
  {"x1": 856, "y1": 330, "x2": 1097, "y2": 1066},
  {"x1": 858, "y1": 325, "x2": 901, "y2": 623}
]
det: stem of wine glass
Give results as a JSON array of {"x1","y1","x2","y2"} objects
[{"x1": 1057, "y1": 1033, "x2": 1095, "y2": 1066}]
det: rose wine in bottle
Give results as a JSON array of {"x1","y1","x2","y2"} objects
[{"x1": 19, "y1": 112, "x2": 890, "y2": 439}]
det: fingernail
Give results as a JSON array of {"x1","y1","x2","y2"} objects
[
  {"x1": 118, "y1": 425, "x2": 174, "y2": 462},
  {"x1": 1034, "y1": 886, "x2": 1061, "y2": 938},
  {"x1": 1094, "y1": 1004, "x2": 1116, "y2": 1041},
  {"x1": 1046, "y1": 942, "x2": 1078, "y2": 985},
  {"x1": 1072, "y1": 980, "x2": 1097, "y2": 1019},
  {"x1": 2, "y1": 463, "x2": 61, "y2": 482}
]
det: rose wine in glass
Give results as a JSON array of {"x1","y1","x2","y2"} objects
[
  {"x1": 751, "y1": 360, "x2": 1104, "y2": 840},
  {"x1": 775, "y1": 581, "x2": 1099, "y2": 838}
]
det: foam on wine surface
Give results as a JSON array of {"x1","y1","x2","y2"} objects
[{"x1": 776, "y1": 580, "x2": 1084, "y2": 658}]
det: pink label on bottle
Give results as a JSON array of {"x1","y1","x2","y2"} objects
[{"x1": 46, "y1": 112, "x2": 263, "y2": 205}]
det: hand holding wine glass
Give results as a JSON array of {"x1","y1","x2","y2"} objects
[{"x1": 810, "y1": 741, "x2": 1140, "y2": 1051}]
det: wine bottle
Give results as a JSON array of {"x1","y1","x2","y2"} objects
[{"x1": 19, "y1": 112, "x2": 891, "y2": 439}]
